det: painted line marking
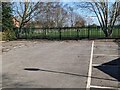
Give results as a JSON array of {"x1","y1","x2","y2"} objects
[
  {"x1": 92, "y1": 64, "x2": 120, "y2": 67},
  {"x1": 90, "y1": 85, "x2": 118, "y2": 89},
  {"x1": 94, "y1": 48, "x2": 118, "y2": 51},
  {"x1": 86, "y1": 41, "x2": 94, "y2": 89},
  {"x1": 94, "y1": 45, "x2": 118, "y2": 47},
  {"x1": 94, "y1": 54, "x2": 119, "y2": 57},
  {"x1": 92, "y1": 64, "x2": 102, "y2": 66}
]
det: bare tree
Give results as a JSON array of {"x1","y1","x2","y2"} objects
[
  {"x1": 74, "y1": 14, "x2": 86, "y2": 27},
  {"x1": 89, "y1": 0, "x2": 120, "y2": 37},
  {"x1": 75, "y1": 1, "x2": 120, "y2": 37},
  {"x1": 54, "y1": 3, "x2": 68, "y2": 27},
  {"x1": 67, "y1": 6, "x2": 74, "y2": 27},
  {"x1": 34, "y1": 2, "x2": 68, "y2": 28},
  {"x1": 64, "y1": 3, "x2": 86, "y2": 27},
  {"x1": 13, "y1": 2, "x2": 40, "y2": 29},
  {"x1": 34, "y1": 2, "x2": 55, "y2": 28},
  {"x1": 116, "y1": 16, "x2": 120, "y2": 25}
]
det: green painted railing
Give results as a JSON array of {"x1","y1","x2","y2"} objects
[{"x1": 14, "y1": 26, "x2": 120, "y2": 40}]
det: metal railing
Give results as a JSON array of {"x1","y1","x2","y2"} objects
[{"x1": 14, "y1": 26, "x2": 120, "y2": 40}]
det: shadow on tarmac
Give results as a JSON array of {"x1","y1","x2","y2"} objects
[
  {"x1": 94, "y1": 57, "x2": 120, "y2": 81},
  {"x1": 93, "y1": 39, "x2": 120, "y2": 82},
  {"x1": 24, "y1": 67, "x2": 118, "y2": 81}
]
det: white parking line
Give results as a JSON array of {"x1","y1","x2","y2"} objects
[
  {"x1": 94, "y1": 54, "x2": 119, "y2": 57},
  {"x1": 92, "y1": 64, "x2": 120, "y2": 67},
  {"x1": 86, "y1": 41, "x2": 94, "y2": 89},
  {"x1": 90, "y1": 85, "x2": 117, "y2": 89},
  {"x1": 92, "y1": 64, "x2": 102, "y2": 66},
  {"x1": 94, "y1": 45, "x2": 118, "y2": 47}
]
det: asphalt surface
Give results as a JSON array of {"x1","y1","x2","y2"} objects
[
  {"x1": 2, "y1": 40, "x2": 91, "y2": 88},
  {"x1": 91, "y1": 41, "x2": 120, "y2": 89},
  {"x1": 2, "y1": 40, "x2": 120, "y2": 89}
]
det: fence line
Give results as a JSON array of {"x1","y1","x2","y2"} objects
[{"x1": 14, "y1": 26, "x2": 120, "y2": 40}]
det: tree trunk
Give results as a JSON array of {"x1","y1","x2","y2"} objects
[
  {"x1": 103, "y1": 28, "x2": 108, "y2": 37},
  {"x1": 108, "y1": 27, "x2": 113, "y2": 36}
]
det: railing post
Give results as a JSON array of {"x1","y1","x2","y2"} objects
[
  {"x1": 43, "y1": 29, "x2": 46, "y2": 39},
  {"x1": 59, "y1": 28, "x2": 61, "y2": 40},
  {"x1": 77, "y1": 29, "x2": 79, "y2": 40},
  {"x1": 88, "y1": 26, "x2": 90, "y2": 39}
]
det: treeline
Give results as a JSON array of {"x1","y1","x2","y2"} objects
[
  {"x1": 13, "y1": 2, "x2": 85, "y2": 28},
  {"x1": 1, "y1": 1, "x2": 120, "y2": 40},
  {"x1": 1, "y1": 2, "x2": 86, "y2": 40},
  {"x1": 33, "y1": 2, "x2": 85, "y2": 28}
]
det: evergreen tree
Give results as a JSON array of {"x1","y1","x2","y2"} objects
[
  {"x1": 0, "y1": 2, "x2": 1, "y2": 41},
  {"x1": 2, "y1": 2, "x2": 16, "y2": 40},
  {"x1": 2, "y1": 2, "x2": 13, "y2": 31}
]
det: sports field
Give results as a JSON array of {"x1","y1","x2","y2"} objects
[{"x1": 2, "y1": 40, "x2": 120, "y2": 89}]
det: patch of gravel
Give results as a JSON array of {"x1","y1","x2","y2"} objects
[
  {"x1": 1, "y1": 40, "x2": 88, "y2": 53},
  {"x1": 2, "y1": 40, "x2": 40, "y2": 53}
]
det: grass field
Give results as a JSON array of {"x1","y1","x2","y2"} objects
[{"x1": 16, "y1": 27, "x2": 120, "y2": 39}]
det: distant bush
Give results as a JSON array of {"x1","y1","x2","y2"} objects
[{"x1": 2, "y1": 29, "x2": 17, "y2": 41}]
